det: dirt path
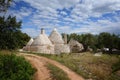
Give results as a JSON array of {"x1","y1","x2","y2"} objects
[
  {"x1": 20, "y1": 53, "x2": 84, "y2": 80},
  {"x1": 24, "y1": 56, "x2": 52, "y2": 80}
]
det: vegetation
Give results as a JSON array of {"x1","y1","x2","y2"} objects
[
  {"x1": 0, "y1": 16, "x2": 30, "y2": 50},
  {"x1": 0, "y1": 1, "x2": 119, "y2": 80},
  {"x1": 0, "y1": 51, "x2": 35, "y2": 80},
  {"x1": 0, "y1": 0, "x2": 30, "y2": 50},
  {"x1": 0, "y1": 0, "x2": 12, "y2": 12},
  {"x1": 35, "y1": 52, "x2": 120, "y2": 80},
  {"x1": 98, "y1": 33, "x2": 120, "y2": 53},
  {"x1": 112, "y1": 58, "x2": 120, "y2": 73},
  {"x1": 62, "y1": 32, "x2": 120, "y2": 53},
  {"x1": 47, "y1": 63, "x2": 70, "y2": 80}
]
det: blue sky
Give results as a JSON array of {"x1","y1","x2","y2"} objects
[{"x1": 2, "y1": 0, "x2": 120, "y2": 37}]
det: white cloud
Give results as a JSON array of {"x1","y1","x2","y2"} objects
[
  {"x1": 68, "y1": 20, "x2": 120, "y2": 34},
  {"x1": 22, "y1": 28, "x2": 39, "y2": 37},
  {"x1": 21, "y1": 0, "x2": 79, "y2": 10},
  {"x1": 7, "y1": 7, "x2": 32, "y2": 20},
  {"x1": 60, "y1": 11, "x2": 67, "y2": 15},
  {"x1": 7, "y1": 0, "x2": 120, "y2": 36},
  {"x1": 10, "y1": 0, "x2": 120, "y2": 19},
  {"x1": 71, "y1": 0, "x2": 120, "y2": 18}
]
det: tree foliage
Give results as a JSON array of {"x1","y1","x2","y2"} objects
[
  {"x1": 0, "y1": 16, "x2": 30, "y2": 50},
  {"x1": 66, "y1": 32, "x2": 120, "y2": 52},
  {"x1": 80, "y1": 33, "x2": 97, "y2": 51},
  {"x1": 0, "y1": 0, "x2": 12, "y2": 12},
  {"x1": 0, "y1": 0, "x2": 30, "y2": 50},
  {"x1": 98, "y1": 32, "x2": 120, "y2": 53}
]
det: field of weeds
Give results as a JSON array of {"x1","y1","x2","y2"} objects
[
  {"x1": 47, "y1": 63, "x2": 70, "y2": 80},
  {"x1": 36, "y1": 52, "x2": 120, "y2": 80}
]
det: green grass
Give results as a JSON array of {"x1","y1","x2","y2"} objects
[
  {"x1": 112, "y1": 57, "x2": 120, "y2": 73},
  {"x1": 46, "y1": 63, "x2": 70, "y2": 80},
  {"x1": 0, "y1": 50, "x2": 16, "y2": 54},
  {"x1": 0, "y1": 51, "x2": 36, "y2": 80},
  {"x1": 34, "y1": 52, "x2": 120, "y2": 80}
]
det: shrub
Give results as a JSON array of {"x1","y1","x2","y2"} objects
[{"x1": 0, "y1": 53, "x2": 35, "y2": 80}]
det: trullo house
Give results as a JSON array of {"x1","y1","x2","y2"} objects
[
  {"x1": 49, "y1": 28, "x2": 70, "y2": 54},
  {"x1": 68, "y1": 39, "x2": 84, "y2": 53},
  {"x1": 30, "y1": 28, "x2": 54, "y2": 54},
  {"x1": 23, "y1": 28, "x2": 84, "y2": 54},
  {"x1": 23, "y1": 38, "x2": 34, "y2": 51}
]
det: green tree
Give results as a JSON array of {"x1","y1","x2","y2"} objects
[
  {"x1": 0, "y1": 0, "x2": 12, "y2": 12},
  {"x1": 80, "y1": 33, "x2": 97, "y2": 51},
  {"x1": 64, "y1": 32, "x2": 120, "y2": 52},
  {"x1": 98, "y1": 32, "x2": 120, "y2": 53},
  {"x1": 68, "y1": 33, "x2": 81, "y2": 42},
  {"x1": 0, "y1": 0, "x2": 30, "y2": 50},
  {"x1": 0, "y1": 16, "x2": 30, "y2": 50},
  {"x1": 98, "y1": 32, "x2": 111, "y2": 48},
  {"x1": 112, "y1": 34, "x2": 120, "y2": 50},
  {"x1": 66, "y1": 33, "x2": 97, "y2": 51}
]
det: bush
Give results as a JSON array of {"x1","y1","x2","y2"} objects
[{"x1": 0, "y1": 53, "x2": 35, "y2": 80}]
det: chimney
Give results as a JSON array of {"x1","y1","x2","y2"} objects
[
  {"x1": 41, "y1": 28, "x2": 45, "y2": 34},
  {"x1": 53, "y1": 28, "x2": 57, "y2": 31},
  {"x1": 63, "y1": 33, "x2": 67, "y2": 44}
]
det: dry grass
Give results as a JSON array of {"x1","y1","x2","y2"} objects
[
  {"x1": 35, "y1": 52, "x2": 120, "y2": 80},
  {"x1": 46, "y1": 63, "x2": 70, "y2": 80},
  {"x1": 0, "y1": 50, "x2": 17, "y2": 55}
]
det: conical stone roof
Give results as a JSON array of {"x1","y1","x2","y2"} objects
[
  {"x1": 23, "y1": 38, "x2": 34, "y2": 51},
  {"x1": 31, "y1": 29, "x2": 52, "y2": 46},
  {"x1": 30, "y1": 28, "x2": 54, "y2": 54},
  {"x1": 68, "y1": 39, "x2": 84, "y2": 52},
  {"x1": 26, "y1": 38, "x2": 34, "y2": 46},
  {"x1": 49, "y1": 28, "x2": 64, "y2": 44}
]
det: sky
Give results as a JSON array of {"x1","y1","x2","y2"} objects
[{"x1": 2, "y1": 0, "x2": 120, "y2": 37}]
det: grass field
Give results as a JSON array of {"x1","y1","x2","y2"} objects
[
  {"x1": 46, "y1": 63, "x2": 70, "y2": 80},
  {"x1": 35, "y1": 52, "x2": 120, "y2": 80}
]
